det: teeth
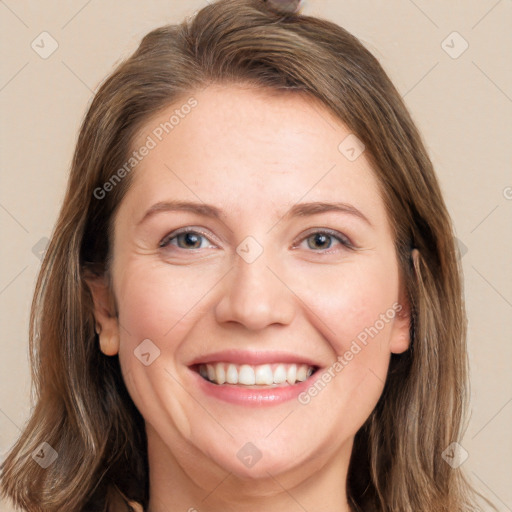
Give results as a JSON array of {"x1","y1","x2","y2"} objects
[
  {"x1": 296, "y1": 365, "x2": 308, "y2": 382},
  {"x1": 206, "y1": 364, "x2": 215, "y2": 381},
  {"x1": 255, "y1": 364, "x2": 273, "y2": 385},
  {"x1": 198, "y1": 362, "x2": 316, "y2": 386},
  {"x1": 226, "y1": 364, "x2": 238, "y2": 384},
  {"x1": 238, "y1": 365, "x2": 256, "y2": 385},
  {"x1": 286, "y1": 364, "x2": 296, "y2": 385},
  {"x1": 215, "y1": 364, "x2": 226, "y2": 385},
  {"x1": 273, "y1": 364, "x2": 287, "y2": 384}
]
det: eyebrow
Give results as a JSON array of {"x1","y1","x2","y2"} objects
[{"x1": 137, "y1": 200, "x2": 372, "y2": 227}]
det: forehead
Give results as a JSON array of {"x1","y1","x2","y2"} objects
[{"x1": 120, "y1": 84, "x2": 386, "y2": 228}]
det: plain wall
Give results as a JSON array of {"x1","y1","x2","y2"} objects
[{"x1": 1, "y1": 1, "x2": 511, "y2": 510}]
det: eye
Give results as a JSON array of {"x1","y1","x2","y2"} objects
[
  {"x1": 159, "y1": 228, "x2": 216, "y2": 250},
  {"x1": 295, "y1": 229, "x2": 353, "y2": 253},
  {"x1": 159, "y1": 227, "x2": 352, "y2": 254}
]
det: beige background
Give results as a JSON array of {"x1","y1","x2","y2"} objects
[{"x1": 1, "y1": 1, "x2": 511, "y2": 510}]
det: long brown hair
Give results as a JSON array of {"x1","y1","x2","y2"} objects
[{"x1": 1, "y1": 1, "x2": 496, "y2": 510}]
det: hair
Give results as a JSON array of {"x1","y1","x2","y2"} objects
[{"x1": 0, "y1": 1, "x2": 497, "y2": 511}]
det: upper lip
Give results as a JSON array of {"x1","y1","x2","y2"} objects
[{"x1": 188, "y1": 349, "x2": 321, "y2": 367}]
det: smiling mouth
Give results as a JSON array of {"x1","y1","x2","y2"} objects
[{"x1": 193, "y1": 362, "x2": 318, "y2": 387}]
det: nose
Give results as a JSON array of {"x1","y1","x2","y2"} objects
[{"x1": 214, "y1": 247, "x2": 295, "y2": 331}]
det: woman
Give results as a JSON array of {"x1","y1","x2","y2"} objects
[{"x1": 0, "y1": 0, "x2": 496, "y2": 510}]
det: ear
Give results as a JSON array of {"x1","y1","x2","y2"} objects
[
  {"x1": 84, "y1": 272, "x2": 120, "y2": 356},
  {"x1": 389, "y1": 248, "x2": 418, "y2": 354}
]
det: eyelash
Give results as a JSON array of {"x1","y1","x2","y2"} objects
[{"x1": 159, "y1": 227, "x2": 354, "y2": 254}]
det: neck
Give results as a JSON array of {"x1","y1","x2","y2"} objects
[{"x1": 145, "y1": 423, "x2": 354, "y2": 512}]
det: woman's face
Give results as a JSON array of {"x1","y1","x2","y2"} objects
[{"x1": 93, "y1": 84, "x2": 410, "y2": 486}]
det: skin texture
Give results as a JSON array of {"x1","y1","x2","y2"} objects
[{"x1": 87, "y1": 84, "x2": 411, "y2": 512}]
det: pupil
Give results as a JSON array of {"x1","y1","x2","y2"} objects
[
  {"x1": 181, "y1": 232, "x2": 200, "y2": 248},
  {"x1": 311, "y1": 233, "x2": 330, "y2": 249}
]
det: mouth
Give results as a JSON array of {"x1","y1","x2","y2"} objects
[{"x1": 192, "y1": 362, "x2": 319, "y2": 388}]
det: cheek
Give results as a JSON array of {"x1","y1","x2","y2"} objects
[
  {"x1": 291, "y1": 258, "x2": 400, "y2": 431},
  {"x1": 114, "y1": 260, "x2": 216, "y2": 438},
  {"x1": 295, "y1": 257, "x2": 400, "y2": 353},
  {"x1": 114, "y1": 259, "x2": 223, "y2": 425},
  {"x1": 115, "y1": 259, "x2": 221, "y2": 345}
]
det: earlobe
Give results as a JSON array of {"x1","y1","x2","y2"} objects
[
  {"x1": 390, "y1": 250, "x2": 418, "y2": 354},
  {"x1": 84, "y1": 272, "x2": 120, "y2": 356},
  {"x1": 99, "y1": 331, "x2": 120, "y2": 356},
  {"x1": 390, "y1": 302, "x2": 411, "y2": 354}
]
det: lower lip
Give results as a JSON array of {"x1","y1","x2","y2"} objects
[{"x1": 190, "y1": 367, "x2": 321, "y2": 406}]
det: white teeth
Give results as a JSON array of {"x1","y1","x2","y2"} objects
[
  {"x1": 206, "y1": 364, "x2": 215, "y2": 381},
  {"x1": 296, "y1": 365, "x2": 308, "y2": 382},
  {"x1": 273, "y1": 364, "x2": 287, "y2": 384},
  {"x1": 226, "y1": 364, "x2": 238, "y2": 384},
  {"x1": 238, "y1": 365, "x2": 256, "y2": 385},
  {"x1": 198, "y1": 362, "x2": 316, "y2": 386},
  {"x1": 286, "y1": 364, "x2": 297, "y2": 385},
  {"x1": 215, "y1": 364, "x2": 226, "y2": 385},
  {"x1": 255, "y1": 364, "x2": 274, "y2": 385}
]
